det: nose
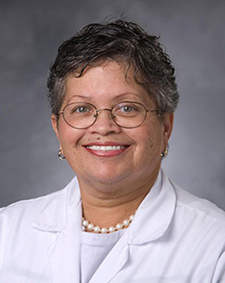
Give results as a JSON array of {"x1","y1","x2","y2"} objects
[{"x1": 89, "y1": 108, "x2": 121, "y2": 135}]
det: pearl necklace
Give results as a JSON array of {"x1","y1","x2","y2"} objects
[{"x1": 82, "y1": 214, "x2": 135, "y2": 234}]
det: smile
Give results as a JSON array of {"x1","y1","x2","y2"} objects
[
  {"x1": 86, "y1": 145, "x2": 126, "y2": 151},
  {"x1": 83, "y1": 143, "x2": 130, "y2": 157}
]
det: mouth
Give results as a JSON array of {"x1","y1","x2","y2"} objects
[
  {"x1": 86, "y1": 145, "x2": 127, "y2": 152},
  {"x1": 83, "y1": 143, "x2": 130, "y2": 157}
]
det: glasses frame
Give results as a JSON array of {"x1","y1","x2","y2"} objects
[{"x1": 58, "y1": 101, "x2": 159, "y2": 129}]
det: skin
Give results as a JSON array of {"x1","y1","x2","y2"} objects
[{"x1": 52, "y1": 61, "x2": 174, "y2": 228}]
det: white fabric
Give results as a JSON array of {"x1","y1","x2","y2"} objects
[
  {"x1": 0, "y1": 170, "x2": 225, "y2": 283},
  {"x1": 81, "y1": 230, "x2": 125, "y2": 283}
]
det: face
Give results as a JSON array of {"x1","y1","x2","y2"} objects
[{"x1": 52, "y1": 61, "x2": 173, "y2": 194}]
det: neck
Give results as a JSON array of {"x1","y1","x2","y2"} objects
[{"x1": 78, "y1": 172, "x2": 159, "y2": 228}]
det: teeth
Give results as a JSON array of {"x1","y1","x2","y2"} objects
[{"x1": 87, "y1": 145, "x2": 126, "y2": 151}]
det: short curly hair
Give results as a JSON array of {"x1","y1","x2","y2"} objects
[{"x1": 47, "y1": 20, "x2": 179, "y2": 116}]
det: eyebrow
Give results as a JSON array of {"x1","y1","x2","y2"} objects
[
  {"x1": 67, "y1": 95, "x2": 93, "y2": 103},
  {"x1": 67, "y1": 92, "x2": 144, "y2": 103}
]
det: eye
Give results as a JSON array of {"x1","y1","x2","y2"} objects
[
  {"x1": 66, "y1": 103, "x2": 94, "y2": 116},
  {"x1": 120, "y1": 105, "x2": 134, "y2": 112},
  {"x1": 74, "y1": 106, "x2": 89, "y2": 113},
  {"x1": 114, "y1": 102, "x2": 139, "y2": 115}
]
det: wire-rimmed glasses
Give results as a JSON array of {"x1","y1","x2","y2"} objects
[{"x1": 58, "y1": 101, "x2": 158, "y2": 129}]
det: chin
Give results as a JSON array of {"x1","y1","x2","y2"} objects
[{"x1": 82, "y1": 168, "x2": 130, "y2": 186}]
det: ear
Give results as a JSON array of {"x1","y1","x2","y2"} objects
[
  {"x1": 162, "y1": 112, "x2": 174, "y2": 147},
  {"x1": 51, "y1": 114, "x2": 62, "y2": 147}
]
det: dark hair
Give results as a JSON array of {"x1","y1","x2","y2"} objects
[{"x1": 47, "y1": 20, "x2": 179, "y2": 116}]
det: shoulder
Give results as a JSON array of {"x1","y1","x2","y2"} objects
[
  {"x1": 171, "y1": 180, "x2": 225, "y2": 222},
  {"x1": 167, "y1": 178, "x2": 225, "y2": 243},
  {"x1": 0, "y1": 189, "x2": 62, "y2": 229},
  {"x1": 0, "y1": 177, "x2": 79, "y2": 232},
  {"x1": 160, "y1": 170, "x2": 225, "y2": 223}
]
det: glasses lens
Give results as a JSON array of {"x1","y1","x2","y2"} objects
[
  {"x1": 63, "y1": 103, "x2": 96, "y2": 129},
  {"x1": 112, "y1": 102, "x2": 147, "y2": 128}
]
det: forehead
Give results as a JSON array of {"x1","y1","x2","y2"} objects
[{"x1": 63, "y1": 60, "x2": 153, "y2": 106}]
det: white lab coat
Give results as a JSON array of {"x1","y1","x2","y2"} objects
[{"x1": 0, "y1": 170, "x2": 225, "y2": 283}]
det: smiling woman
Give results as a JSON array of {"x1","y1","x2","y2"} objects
[
  {"x1": 51, "y1": 62, "x2": 171, "y2": 194},
  {"x1": 0, "y1": 20, "x2": 225, "y2": 283}
]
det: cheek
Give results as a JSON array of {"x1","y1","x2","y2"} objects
[
  {"x1": 136, "y1": 128, "x2": 164, "y2": 162},
  {"x1": 143, "y1": 137, "x2": 160, "y2": 156},
  {"x1": 58, "y1": 124, "x2": 84, "y2": 149},
  {"x1": 139, "y1": 123, "x2": 163, "y2": 147}
]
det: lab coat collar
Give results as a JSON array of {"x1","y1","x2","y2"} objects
[
  {"x1": 128, "y1": 170, "x2": 176, "y2": 244},
  {"x1": 32, "y1": 169, "x2": 175, "y2": 241}
]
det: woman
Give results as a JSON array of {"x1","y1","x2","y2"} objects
[{"x1": 0, "y1": 20, "x2": 225, "y2": 283}]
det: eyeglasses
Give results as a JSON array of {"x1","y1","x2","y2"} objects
[{"x1": 58, "y1": 101, "x2": 158, "y2": 129}]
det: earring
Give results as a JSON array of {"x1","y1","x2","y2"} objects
[
  {"x1": 58, "y1": 149, "x2": 65, "y2": 160},
  {"x1": 160, "y1": 147, "x2": 168, "y2": 158}
]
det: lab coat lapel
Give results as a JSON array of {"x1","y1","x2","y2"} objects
[
  {"x1": 129, "y1": 170, "x2": 176, "y2": 244},
  {"x1": 48, "y1": 203, "x2": 82, "y2": 283},
  {"x1": 89, "y1": 231, "x2": 129, "y2": 283},
  {"x1": 32, "y1": 177, "x2": 82, "y2": 283}
]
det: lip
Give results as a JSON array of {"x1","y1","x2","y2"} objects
[{"x1": 82, "y1": 142, "x2": 130, "y2": 157}]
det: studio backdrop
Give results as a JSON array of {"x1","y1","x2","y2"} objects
[{"x1": 0, "y1": 0, "x2": 225, "y2": 209}]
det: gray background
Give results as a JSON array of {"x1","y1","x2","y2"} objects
[{"x1": 1, "y1": 0, "x2": 225, "y2": 209}]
